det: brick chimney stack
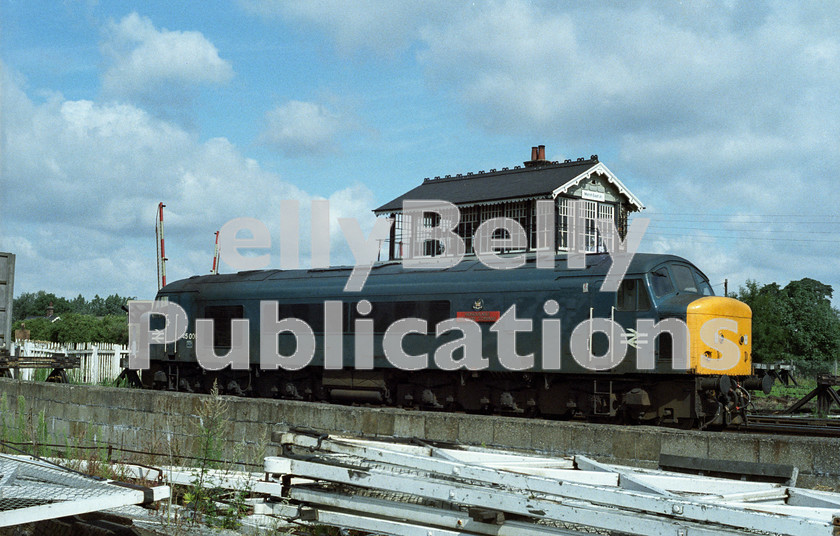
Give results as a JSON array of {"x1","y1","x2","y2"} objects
[{"x1": 524, "y1": 144, "x2": 547, "y2": 167}]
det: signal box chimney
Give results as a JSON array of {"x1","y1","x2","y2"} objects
[{"x1": 524, "y1": 144, "x2": 547, "y2": 167}]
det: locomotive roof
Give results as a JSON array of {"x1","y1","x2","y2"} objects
[
  {"x1": 374, "y1": 157, "x2": 643, "y2": 213},
  {"x1": 161, "y1": 253, "x2": 697, "y2": 293}
]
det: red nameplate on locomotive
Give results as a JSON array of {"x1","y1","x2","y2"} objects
[{"x1": 456, "y1": 311, "x2": 501, "y2": 322}]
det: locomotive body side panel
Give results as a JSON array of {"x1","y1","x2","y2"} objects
[{"x1": 142, "y1": 253, "x2": 757, "y2": 427}]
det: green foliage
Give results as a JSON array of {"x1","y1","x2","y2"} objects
[
  {"x1": 15, "y1": 396, "x2": 27, "y2": 445},
  {"x1": 13, "y1": 313, "x2": 128, "y2": 344},
  {"x1": 737, "y1": 280, "x2": 790, "y2": 362},
  {"x1": 52, "y1": 313, "x2": 102, "y2": 343},
  {"x1": 766, "y1": 377, "x2": 816, "y2": 399},
  {"x1": 185, "y1": 382, "x2": 249, "y2": 529},
  {"x1": 13, "y1": 290, "x2": 134, "y2": 322},
  {"x1": 13, "y1": 317, "x2": 57, "y2": 342},
  {"x1": 784, "y1": 279, "x2": 840, "y2": 365},
  {"x1": 100, "y1": 314, "x2": 130, "y2": 344},
  {"x1": 12, "y1": 291, "x2": 71, "y2": 322},
  {"x1": 738, "y1": 278, "x2": 840, "y2": 368},
  {"x1": 35, "y1": 410, "x2": 49, "y2": 457},
  {"x1": 11, "y1": 289, "x2": 134, "y2": 343},
  {"x1": 0, "y1": 394, "x2": 8, "y2": 448}
]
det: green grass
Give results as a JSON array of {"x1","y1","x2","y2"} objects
[{"x1": 752, "y1": 376, "x2": 816, "y2": 399}]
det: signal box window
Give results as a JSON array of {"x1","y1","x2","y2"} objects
[
  {"x1": 617, "y1": 279, "x2": 651, "y2": 311},
  {"x1": 204, "y1": 305, "x2": 244, "y2": 348}
]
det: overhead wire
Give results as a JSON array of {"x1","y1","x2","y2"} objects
[
  {"x1": 632, "y1": 212, "x2": 840, "y2": 244},
  {"x1": 639, "y1": 212, "x2": 840, "y2": 218},
  {"x1": 640, "y1": 231, "x2": 838, "y2": 244}
]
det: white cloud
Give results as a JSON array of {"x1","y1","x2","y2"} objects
[
  {"x1": 418, "y1": 3, "x2": 770, "y2": 136},
  {"x1": 100, "y1": 12, "x2": 233, "y2": 117},
  {"x1": 245, "y1": 2, "x2": 840, "y2": 153},
  {"x1": 0, "y1": 64, "x2": 374, "y2": 300},
  {"x1": 240, "y1": 0, "x2": 450, "y2": 56},
  {"x1": 4, "y1": 3, "x2": 839, "y2": 307},
  {"x1": 258, "y1": 100, "x2": 347, "y2": 156},
  {"x1": 412, "y1": 1, "x2": 840, "y2": 301}
]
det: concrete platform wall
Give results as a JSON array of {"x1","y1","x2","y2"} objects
[{"x1": 1, "y1": 379, "x2": 837, "y2": 489}]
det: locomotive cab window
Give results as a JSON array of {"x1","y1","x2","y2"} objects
[
  {"x1": 617, "y1": 279, "x2": 651, "y2": 311},
  {"x1": 693, "y1": 270, "x2": 714, "y2": 296},
  {"x1": 671, "y1": 265, "x2": 698, "y2": 293},
  {"x1": 204, "y1": 305, "x2": 244, "y2": 348},
  {"x1": 649, "y1": 267, "x2": 674, "y2": 298}
]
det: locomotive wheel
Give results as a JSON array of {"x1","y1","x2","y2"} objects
[
  {"x1": 553, "y1": 410, "x2": 574, "y2": 421},
  {"x1": 255, "y1": 377, "x2": 277, "y2": 398}
]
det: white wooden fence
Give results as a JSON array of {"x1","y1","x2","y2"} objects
[{"x1": 9, "y1": 341, "x2": 129, "y2": 384}]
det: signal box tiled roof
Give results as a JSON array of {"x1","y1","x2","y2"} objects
[{"x1": 374, "y1": 155, "x2": 643, "y2": 213}]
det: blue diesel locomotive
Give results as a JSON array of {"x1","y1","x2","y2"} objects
[{"x1": 143, "y1": 252, "x2": 769, "y2": 428}]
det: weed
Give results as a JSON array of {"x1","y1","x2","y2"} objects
[
  {"x1": 34, "y1": 410, "x2": 48, "y2": 457},
  {"x1": 14, "y1": 395, "x2": 27, "y2": 445},
  {"x1": 0, "y1": 393, "x2": 8, "y2": 448},
  {"x1": 183, "y1": 381, "x2": 250, "y2": 529},
  {"x1": 0, "y1": 388, "x2": 256, "y2": 533}
]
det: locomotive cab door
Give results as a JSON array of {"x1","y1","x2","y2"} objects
[
  {"x1": 585, "y1": 278, "x2": 644, "y2": 376},
  {"x1": 581, "y1": 278, "x2": 654, "y2": 419}
]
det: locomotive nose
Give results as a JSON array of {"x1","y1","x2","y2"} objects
[{"x1": 685, "y1": 296, "x2": 752, "y2": 376}]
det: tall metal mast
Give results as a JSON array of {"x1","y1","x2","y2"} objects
[{"x1": 155, "y1": 203, "x2": 167, "y2": 290}]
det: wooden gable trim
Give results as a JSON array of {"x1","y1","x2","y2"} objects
[{"x1": 551, "y1": 162, "x2": 645, "y2": 210}]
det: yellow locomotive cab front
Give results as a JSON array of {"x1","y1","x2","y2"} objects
[{"x1": 686, "y1": 296, "x2": 752, "y2": 376}]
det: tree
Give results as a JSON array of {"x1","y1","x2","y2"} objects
[
  {"x1": 13, "y1": 317, "x2": 58, "y2": 342},
  {"x1": 104, "y1": 294, "x2": 127, "y2": 315},
  {"x1": 13, "y1": 314, "x2": 128, "y2": 344},
  {"x1": 737, "y1": 280, "x2": 789, "y2": 363},
  {"x1": 11, "y1": 290, "x2": 133, "y2": 344},
  {"x1": 12, "y1": 291, "x2": 70, "y2": 322},
  {"x1": 70, "y1": 294, "x2": 87, "y2": 315},
  {"x1": 51, "y1": 313, "x2": 102, "y2": 343},
  {"x1": 100, "y1": 315, "x2": 129, "y2": 345},
  {"x1": 13, "y1": 291, "x2": 134, "y2": 321},
  {"x1": 88, "y1": 295, "x2": 106, "y2": 316},
  {"x1": 782, "y1": 278, "x2": 840, "y2": 366},
  {"x1": 737, "y1": 278, "x2": 840, "y2": 368}
]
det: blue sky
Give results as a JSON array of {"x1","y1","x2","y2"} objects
[{"x1": 1, "y1": 1, "x2": 839, "y2": 306}]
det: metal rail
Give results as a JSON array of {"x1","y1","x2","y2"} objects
[{"x1": 741, "y1": 414, "x2": 840, "y2": 437}]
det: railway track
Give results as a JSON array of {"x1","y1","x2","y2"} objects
[{"x1": 739, "y1": 414, "x2": 840, "y2": 437}]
